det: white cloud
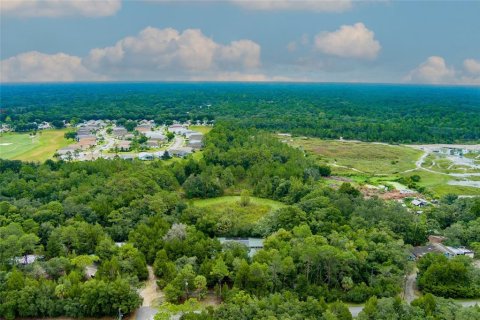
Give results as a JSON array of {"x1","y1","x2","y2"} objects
[
  {"x1": 314, "y1": 23, "x2": 381, "y2": 60},
  {"x1": 405, "y1": 56, "x2": 480, "y2": 85},
  {"x1": 83, "y1": 27, "x2": 261, "y2": 79},
  {"x1": 463, "y1": 58, "x2": 480, "y2": 75},
  {"x1": 405, "y1": 56, "x2": 455, "y2": 84},
  {"x1": 0, "y1": 51, "x2": 105, "y2": 82},
  {"x1": 230, "y1": 0, "x2": 352, "y2": 12},
  {"x1": 0, "y1": 0, "x2": 122, "y2": 17}
]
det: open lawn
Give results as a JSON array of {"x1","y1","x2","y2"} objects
[
  {"x1": 193, "y1": 195, "x2": 285, "y2": 210},
  {"x1": 191, "y1": 196, "x2": 286, "y2": 236},
  {"x1": 0, "y1": 129, "x2": 70, "y2": 162},
  {"x1": 189, "y1": 125, "x2": 213, "y2": 134},
  {"x1": 289, "y1": 138, "x2": 422, "y2": 175}
]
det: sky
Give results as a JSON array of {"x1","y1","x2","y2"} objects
[{"x1": 1, "y1": 0, "x2": 479, "y2": 84}]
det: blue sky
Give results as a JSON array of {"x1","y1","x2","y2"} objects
[{"x1": 1, "y1": 0, "x2": 479, "y2": 84}]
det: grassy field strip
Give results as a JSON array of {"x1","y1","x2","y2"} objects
[
  {"x1": 0, "y1": 129, "x2": 70, "y2": 162},
  {"x1": 192, "y1": 196, "x2": 286, "y2": 210}
]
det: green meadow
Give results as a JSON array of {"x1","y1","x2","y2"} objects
[
  {"x1": 287, "y1": 137, "x2": 480, "y2": 197},
  {"x1": 0, "y1": 129, "x2": 70, "y2": 162}
]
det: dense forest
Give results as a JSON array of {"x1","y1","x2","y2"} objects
[
  {"x1": 1, "y1": 124, "x2": 480, "y2": 319},
  {"x1": 1, "y1": 83, "x2": 480, "y2": 143}
]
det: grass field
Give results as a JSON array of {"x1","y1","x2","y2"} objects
[
  {"x1": 289, "y1": 138, "x2": 422, "y2": 175},
  {"x1": 286, "y1": 137, "x2": 480, "y2": 197},
  {"x1": 192, "y1": 196, "x2": 286, "y2": 234},
  {"x1": 189, "y1": 125, "x2": 213, "y2": 134},
  {"x1": 193, "y1": 195, "x2": 286, "y2": 210},
  {"x1": 0, "y1": 129, "x2": 70, "y2": 162}
]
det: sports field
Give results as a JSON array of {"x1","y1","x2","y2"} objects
[{"x1": 0, "y1": 129, "x2": 70, "y2": 162}]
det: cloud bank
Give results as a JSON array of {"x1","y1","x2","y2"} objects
[
  {"x1": 314, "y1": 23, "x2": 381, "y2": 59},
  {"x1": 405, "y1": 56, "x2": 480, "y2": 85},
  {"x1": 1, "y1": 27, "x2": 265, "y2": 82},
  {"x1": 0, "y1": 0, "x2": 122, "y2": 17},
  {"x1": 0, "y1": 51, "x2": 105, "y2": 82}
]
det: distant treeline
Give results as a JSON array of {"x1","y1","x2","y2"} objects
[{"x1": 1, "y1": 82, "x2": 479, "y2": 143}]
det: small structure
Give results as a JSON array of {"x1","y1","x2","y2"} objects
[{"x1": 218, "y1": 238, "x2": 264, "y2": 257}]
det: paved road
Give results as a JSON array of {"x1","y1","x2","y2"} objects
[
  {"x1": 168, "y1": 135, "x2": 185, "y2": 150},
  {"x1": 136, "y1": 306, "x2": 158, "y2": 320},
  {"x1": 135, "y1": 266, "x2": 162, "y2": 320},
  {"x1": 349, "y1": 306, "x2": 364, "y2": 318}
]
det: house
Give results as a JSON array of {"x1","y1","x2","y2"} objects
[
  {"x1": 78, "y1": 137, "x2": 97, "y2": 149},
  {"x1": 57, "y1": 145, "x2": 78, "y2": 155},
  {"x1": 411, "y1": 244, "x2": 444, "y2": 259},
  {"x1": 138, "y1": 152, "x2": 154, "y2": 161},
  {"x1": 169, "y1": 147, "x2": 193, "y2": 157},
  {"x1": 146, "y1": 140, "x2": 159, "y2": 147},
  {"x1": 412, "y1": 242, "x2": 475, "y2": 260},
  {"x1": 168, "y1": 124, "x2": 188, "y2": 134},
  {"x1": 218, "y1": 238, "x2": 264, "y2": 257},
  {"x1": 185, "y1": 131, "x2": 203, "y2": 141},
  {"x1": 145, "y1": 131, "x2": 166, "y2": 141},
  {"x1": 113, "y1": 126, "x2": 128, "y2": 138},
  {"x1": 76, "y1": 126, "x2": 96, "y2": 140},
  {"x1": 135, "y1": 124, "x2": 152, "y2": 133},
  {"x1": 116, "y1": 140, "x2": 132, "y2": 151},
  {"x1": 187, "y1": 140, "x2": 203, "y2": 149}
]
